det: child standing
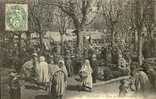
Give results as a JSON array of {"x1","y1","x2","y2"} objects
[
  {"x1": 8, "y1": 71, "x2": 21, "y2": 99},
  {"x1": 119, "y1": 79, "x2": 129, "y2": 97}
]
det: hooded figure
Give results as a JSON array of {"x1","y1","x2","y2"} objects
[
  {"x1": 80, "y1": 59, "x2": 93, "y2": 91},
  {"x1": 50, "y1": 60, "x2": 68, "y2": 99},
  {"x1": 134, "y1": 69, "x2": 151, "y2": 96},
  {"x1": 118, "y1": 54, "x2": 128, "y2": 69},
  {"x1": 65, "y1": 54, "x2": 73, "y2": 77},
  {"x1": 8, "y1": 71, "x2": 21, "y2": 99},
  {"x1": 90, "y1": 54, "x2": 98, "y2": 83},
  {"x1": 147, "y1": 68, "x2": 156, "y2": 91},
  {"x1": 37, "y1": 56, "x2": 49, "y2": 83},
  {"x1": 22, "y1": 53, "x2": 39, "y2": 79},
  {"x1": 58, "y1": 60, "x2": 68, "y2": 77}
]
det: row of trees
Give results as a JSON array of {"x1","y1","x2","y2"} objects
[
  {"x1": 0, "y1": 0, "x2": 155, "y2": 66},
  {"x1": 40, "y1": 0, "x2": 155, "y2": 65}
]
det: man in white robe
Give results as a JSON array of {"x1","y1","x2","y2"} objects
[{"x1": 37, "y1": 56, "x2": 49, "y2": 83}]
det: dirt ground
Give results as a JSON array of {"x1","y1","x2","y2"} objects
[{"x1": 1, "y1": 67, "x2": 156, "y2": 99}]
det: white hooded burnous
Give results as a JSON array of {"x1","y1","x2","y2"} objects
[{"x1": 37, "y1": 56, "x2": 49, "y2": 83}]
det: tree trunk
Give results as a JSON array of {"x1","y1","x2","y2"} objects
[
  {"x1": 39, "y1": 31, "x2": 43, "y2": 54},
  {"x1": 147, "y1": 29, "x2": 155, "y2": 56},
  {"x1": 76, "y1": 30, "x2": 80, "y2": 49},
  {"x1": 26, "y1": 31, "x2": 31, "y2": 51},
  {"x1": 110, "y1": 26, "x2": 114, "y2": 47},
  {"x1": 134, "y1": 31, "x2": 138, "y2": 52},
  {"x1": 17, "y1": 33, "x2": 22, "y2": 58},
  {"x1": 137, "y1": 29, "x2": 143, "y2": 66},
  {"x1": 60, "y1": 34, "x2": 63, "y2": 55},
  {"x1": 75, "y1": 30, "x2": 80, "y2": 50},
  {"x1": 110, "y1": 26, "x2": 114, "y2": 64},
  {"x1": 72, "y1": 16, "x2": 82, "y2": 55},
  {"x1": 75, "y1": 30, "x2": 83, "y2": 59}
]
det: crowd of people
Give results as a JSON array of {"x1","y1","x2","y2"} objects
[
  {"x1": 21, "y1": 53, "x2": 69, "y2": 99},
  {"x1": 119, "y1": 62, "x2": 156, "y2": 98},
  {"x1": 7, "y1": 50, "x2": 156, "y2": 99},
  {"x1": 8, "y1": 52, "x2": 96, "y2": 99}
]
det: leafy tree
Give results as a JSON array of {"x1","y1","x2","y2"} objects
[
  {"x1": 100, "y1": 0, "x2": 123, "y2": 47},
  {"x1": 129, "y1": 0, "x2": 154, "y2": 65},
  {"x1": 53, "y1": 8, "x2": 71, "y2": 55},
  {"x1": 29, "y1": 1, "x2": 54, "y2": 54},
  {"x1": 42, "y1": 0, "x2": 100, "y2": 56},
  {"x1": 143, "y1": 0, "x2": 156, "y2": 57}
]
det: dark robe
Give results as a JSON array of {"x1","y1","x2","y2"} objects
[
  {"x1": 9, "y1": 77, "x2": 21, "y2": 99},
  {"x1": 90, "y1": 60, "x2": 98, "y2": 83}
]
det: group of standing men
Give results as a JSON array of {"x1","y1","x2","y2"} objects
[
  {"x1": 22, "y1": 53, "x2": 68, "y2": 99},
  {"x1": 21, "y1": 51, "x2": 99, "y2": 96}
]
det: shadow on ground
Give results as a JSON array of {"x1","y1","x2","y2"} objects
[
  {"x1": 67, "y1": 85, "x2": 80, "y2": 91},
  {"x1": 35, "y1": 95, "x2": 49, "y2": 99}
]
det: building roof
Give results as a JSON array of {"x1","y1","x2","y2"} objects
[
  {"x1": 45, "y1": 31, "x2": 76, "y2": 42},
  {"x1": 81, "y1": 30, "x2": 105, "y2": 39}
]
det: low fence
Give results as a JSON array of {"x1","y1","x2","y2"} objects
[{"x1": 94, "y1": 76, "x2": 129, "y2": 87}]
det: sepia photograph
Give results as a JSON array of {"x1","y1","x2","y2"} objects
[{"x1": 0, "y1": 0, "x2": 156, "y2": 99}]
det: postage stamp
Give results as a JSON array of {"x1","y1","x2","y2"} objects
[{"x1": 5, "y1": 4, "x2": 28, "y2": 31}]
